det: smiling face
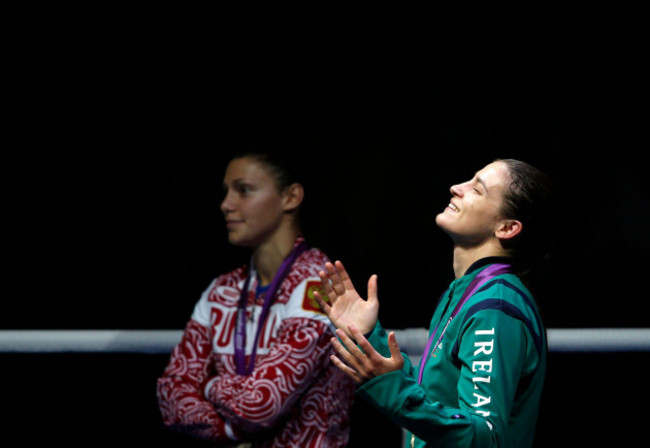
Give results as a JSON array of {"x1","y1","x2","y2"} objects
[
  {"x1": 435, "y1": 161, "x2": 513, "y2": 247},
  {"x1": 220, "y1": 157, "x2": 288, "y2": 248}
]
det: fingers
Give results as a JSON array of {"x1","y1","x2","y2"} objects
[
  {"x1": 332, "y1": 328, "x2": 367, "y2": 369},
  {"x1": 330, "y1": 354, "x2": 362, "y2": 383},
  {"x1": 329, "y1": 326, "x2": 404, "y2": 382},
  {"x1": 318, "y1": 262, "x2": 344, "y2": 298},
  {"x1": 313, "y1": 290, "x2": 331, "y2": 315},
  {"x1": 347, "y1": 325, "x2": 390, "y2": 377},
  {"x1": 328, "y1": 261, "x2": 349, "y2": 297},
  {"x1": 387, "y1": 331, "x2": 405, "y2": 369},
  {"x1": 321, "y1": 260, "x2": 353, "y2": 291},
  {"x1": 330, "y1": 330, "x2": 363, "y2": 383},
  {"x1": 347, "y1": 325, "x2": 375, "y2": 360},
  {"x1": 319, "y1": 260, "x2": 353, "y2": 300},
  {"x1": 318, "y1": 267, "x2": 336, "y2": 297},
  {"x1": 332, "y1": 326, "x2": 381, "y2": 382},
  {"x1": 321, "y1": 260, "x2": 377, "y2": 300},
  {"x1": 317, "y1": 265, "x2": 339, "y2": 312},
  {"x1": 367, "y1": 274, "x2": 379, "y2": 306},
  {"x1": 334, "y1": 260, "x2": 356, "y2": 292}
]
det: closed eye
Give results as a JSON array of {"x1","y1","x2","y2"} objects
[{"x1": 475, "y1": 175, "x2": 489, "y2": 195}]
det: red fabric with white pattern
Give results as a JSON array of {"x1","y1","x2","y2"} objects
[{"x1": 157, "y1": 242, "x2": 355, "y2": 447}]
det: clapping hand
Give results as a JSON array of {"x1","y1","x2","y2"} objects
[
  {"x1": 315, "y1": 261, "x2": 404, "y2": 383},
  {"x1": 314, "y1": 260, "x2": 379, "y2": 337}
]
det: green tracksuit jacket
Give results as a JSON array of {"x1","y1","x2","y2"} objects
[{"x1": 357, "y1": 257, "x2": 546, "y2": 448}]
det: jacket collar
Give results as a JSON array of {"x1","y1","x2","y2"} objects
[{"x1": 465, "y1": 256, "x2": 513, "y2": 276}]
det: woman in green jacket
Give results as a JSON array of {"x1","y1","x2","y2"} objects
[{"x1": 316, "y1": 159, "x2": 553, "y2": 447}]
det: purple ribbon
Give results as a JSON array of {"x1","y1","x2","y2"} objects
[
  {"x1": 234, "y1": 240, "x2": 309, "y2": 376},
  {"x1": 417, "y1": 263, "x2": 511, "y2": 384}
]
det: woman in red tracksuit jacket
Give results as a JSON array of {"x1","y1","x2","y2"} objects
[{"x1": 157, "y1": 149, "x2": 355, "y2": 447}]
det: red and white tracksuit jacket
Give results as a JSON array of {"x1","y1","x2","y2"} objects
[{"x1": 157, "y1": 241, "x2": 355, "y2": 447}]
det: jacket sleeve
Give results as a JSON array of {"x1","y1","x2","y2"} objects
[
  {"x1": 156, "y1": 319, "x2": 240, "y2": 442},
  {"x1": 203, "y1": 317, "x2": 334, "y2": 433},
  {"x1": 357, "y1": 312, "x2": 529, "y2": 447}
]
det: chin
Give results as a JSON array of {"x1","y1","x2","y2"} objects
[
  {"x1": 435, "y1": 213, "x2": 449, "y2": 229},
  {"x1": 435, "y1": 217, "x2": 459, "y2": 241},
  {"x1": 229, "y1": 240, "x2": 253, "y2": 248},
  {"x1": 228, "y1": 234, "x2": 262, "y2": 249},
  {"x1": 227, "y1": 233, "x2": 248, "y2": 247}
]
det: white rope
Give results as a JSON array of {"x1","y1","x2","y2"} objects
[
  {"x1": 0, "y1": 330, "x2": 183, "y2": 354},
  {"x1": 1, "y1": 328, "x2": 649, "y2": 353}
]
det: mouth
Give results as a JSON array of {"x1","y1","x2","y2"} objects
[
  {"x1": 447, "y1": 202, "x2": 460, "y2": 213},
  {"x1": 226, "y1": 220, "x2": 244, "y2": 229}
]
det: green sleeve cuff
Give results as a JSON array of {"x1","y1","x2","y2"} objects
[{"x1": 366, "y1": 321, "x2": 392, "y2": 358}]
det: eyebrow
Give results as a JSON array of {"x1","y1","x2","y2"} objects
[
  {"x1": 223, "y1": 178, "x2": 249, "y2": 190},
  {"x1": 226, "y1": 178, "x2": 249, "y2": 186}
]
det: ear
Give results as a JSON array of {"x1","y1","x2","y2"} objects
[
  {"x1": 281, "y1": 183, "x2": 304, "y2": 212},
  {"x1": 495, "y1": 219, "x2": 523, "y2": 240}
]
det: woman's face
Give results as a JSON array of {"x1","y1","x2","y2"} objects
[
  {"x1": 435, "y1": 161, "x2": 511, "y2": 246},
  {"x1": 220, "y1": 157, "x2": 286, "y2": 247}
]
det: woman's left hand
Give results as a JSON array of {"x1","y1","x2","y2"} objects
[{"x1": 329, "y1": 324, "x2": 404, "y2": 384}]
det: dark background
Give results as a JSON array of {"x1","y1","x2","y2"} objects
[{"x1": 4, "y1": 10, "x2": 648, "y2": 447}]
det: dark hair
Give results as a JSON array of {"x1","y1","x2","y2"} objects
[
  {"x1": 229, "y1": 132, "x2": 320, "y2": 232},
  {"x1": 231, "y1": 130, "x2": 317, "y2": 189},
  {"x1": 232, "y1": 151, "x2": 302, "y2": 193},
  {"x1": 498, "y1": 159, "x2": 554, "y2": 275}
]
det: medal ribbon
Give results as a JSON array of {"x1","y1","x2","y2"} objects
[
  {"x1": 234, "y1": 240, "x2": 308, "y2": 376},
  {"x1": 416, "y1": 262, "x2": 511, "y2": 385}
]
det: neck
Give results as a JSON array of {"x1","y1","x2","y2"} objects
[
  {"x1": 452, "y1": 241, "x2": 506, "y2": 279},
  {"x1": 253, "y1": 226, "x2": 301, "y2": 286}
]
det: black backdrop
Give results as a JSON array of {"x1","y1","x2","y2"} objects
[{"x1": 5, "y1": 11, "x2": 648, "y2": 447}]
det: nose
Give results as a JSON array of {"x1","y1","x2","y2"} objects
[
  {"x1": 221, "y1": 189, "x2": 235, "y2": 214},
  {"x1": 450, "y1": 183, "x2": 463, "y2": 197}
]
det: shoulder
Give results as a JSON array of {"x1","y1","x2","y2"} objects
[
  {"x1": 470, "y1": 273, "x2": 535, "y2": 311},
  {"x1": 204, "y1": 264, "x2": 248, "y2": 299},
  {"x1": 193, "y1": 264, "x2": 249, "y2": 320},
  {"x1": 212, "y1": 264, "x2": 248, "y2": 288},
  {"x1": 283, "y1": 247, "x2": 330, "y2": 287},
  {"x1": 459, "y1": 273, "x2": 545, "y2": 354},
  {"x1": 297, "y1": 247, "x2": 330, "y2": 273}
]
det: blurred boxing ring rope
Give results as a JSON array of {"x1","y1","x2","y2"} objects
[{"x1": 1, "y1": 328, "x2": 649, "y2": 354}]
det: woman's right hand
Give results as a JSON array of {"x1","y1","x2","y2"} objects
[{"x1": 314, "y1": 260, "x2": 379, "y2": 337}]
